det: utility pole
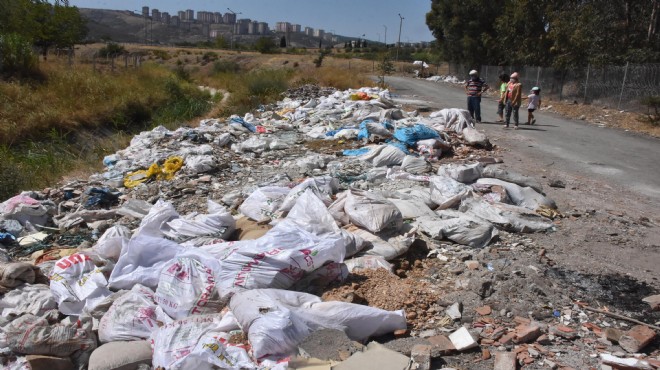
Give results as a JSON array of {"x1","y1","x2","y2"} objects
[
  {"x1": 396, "y1": 13, "x2": 404, "y2": 64},
  {"x1": 383, "y1": 25, "x2": 387, "y2": 47},
  {"x1": 227, "y1": 8, "x2": 241, "y2": 50}
]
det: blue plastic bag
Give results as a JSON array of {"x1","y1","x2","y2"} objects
[
  {"x1": 343, "y1": 148, "x2": 371, "y2": 156},
  {"x1": 230, "y1": 117, "x2": 257, "y2": 133},
  {"x1": 387, "y1": 141, "x2": 409, "y2": 154},
  {"x1": 393, "y1": 124, "x2": 439, "y2": 147}
]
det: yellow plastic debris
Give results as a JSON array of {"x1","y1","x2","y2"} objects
[
  {"x1": 124, "y1": 156, "x2": 184, "y2": 188},
  {"x1": 536, "y1": 205, "x2": 561, "y2": 219}
]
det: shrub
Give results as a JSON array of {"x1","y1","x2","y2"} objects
[
  {"x1": 0, "y1": 33, "x2": 38, "y2": 78},
  {"x1": 98, "y1": 43, "x2": 126, "y2": 58},
  {"x1": 212, "y1": 60, "x2": 240, "y2": 74},
  {"x1": 255, "y1": 37, "x2": 277, "y2": 54}
]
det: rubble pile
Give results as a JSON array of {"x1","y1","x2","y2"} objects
[{"x1": 0, "y1": 86, "x2": 658, "y2": 370}]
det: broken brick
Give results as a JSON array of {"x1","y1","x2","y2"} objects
[
  {"x1": 619, "y1": 325, "x2": 656, "y2": 353},
  {"x1": 549, "y1": 326, "x2": 578, "y2": 340},
  {"x1": 514, "y1": 325, "x2": 542, "y2": 344},
  {"x1": 513, "y1": 316, "x2": 531, "y2": 325},
  {"x1": 482, "y1": 349, "x2": 491, "y2": 360},
  {"x1": 475, "y1": 305, "x2": 492, "y2": 316},
  {"x1": 498, "y1": 331, "x2": 517, "y2": 345},
  {"x1": 603, "y1": 328, "x2": 624, "y2": 343},
  {"x1": 410, "y1": 344, "x2": 431, "y2": 370},
  {"x1": 426, "y1": 335, "x2": 455, "y2": 355}
]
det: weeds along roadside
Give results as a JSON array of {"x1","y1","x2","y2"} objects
[{"x1": 0, "y1": 52, "x2": 373, "y2": 199}]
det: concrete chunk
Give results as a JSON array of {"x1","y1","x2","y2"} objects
[
  {"x1": 410, "y1": 344, "x2": 431, "y2": 370},
  {"x1": 449, "y1": 327, "x2": 478, "y2": 351},
  {"x1": 334, "y1": 342, "x2": 410, "y2": 370},
  {"x1": 493, "y1": 351, "x2": 517, "y2": 370},
  {"x1": 642, "y1": 294, "x2": 660, "y2": 311}
]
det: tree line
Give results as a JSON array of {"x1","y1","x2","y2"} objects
[
  {"x1": 0, "y1": 0, "x2": 87, "y2": 59},
  {"x1": 426, "y1": 0, "x2": 660, "y2": 68}
]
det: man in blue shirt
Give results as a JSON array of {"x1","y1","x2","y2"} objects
[{"x1": 465, "y1": 70, "x2": 489, "y2": 123}]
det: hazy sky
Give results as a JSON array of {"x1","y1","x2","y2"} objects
[{"x1": 67, "y1": 0, "x2": 435, "y2": 42}]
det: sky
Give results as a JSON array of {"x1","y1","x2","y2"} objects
[{"x1": 66, "y1": 0, "x2": 436, "y2": 42}]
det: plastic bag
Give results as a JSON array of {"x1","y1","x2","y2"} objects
[
  {"x1": 49, "y1": 253, "x2": 112, "y2": 315},
  {"x1": 201, "y1": 190, "x2": 347, "y2": 298},
  {"x1": 133, "y1": 199, "x2": 179, "y2": 238},
  {"x1": 387, "y1": 197, "x2": 436, "y2": 219},
  {"x1": 370, "y1": 145, "x2": 406, "y2": 167},
  {"x1": 480, "y1": 165, "x2": 544, "y2": 194},
  {"x1": 98, "y1": 284, "x2": 172, "y2": 343},
  {"x1": 155, "y1": 249, "x2": 224, "y2": 319},
  {"x1": 239, "y1": 186, "x2": 290, "y2": 222},
  {"x1": 0, "y1": 262, "x2": 47, "y2": 294},
  {"x1": 393, "y1": 124, "x2": 439, "y2": 147},
  {"x1": 185, "y1": 155, "x2": 217, "y2": 174},
  {"x1": 429, "y1": 108, "x2": 473, "y2": 133},
  {"x1": 92, "y1": 225, "x2": 131, "y2": 261},
  {"x1": 429, "y1": 176, "x2": 471, "y2": 209},
  {"x1": 150, "y1": 313, "x2": 243, "y2": 370},
  {"x1": 164, "y1": 200, "x2": 236, "y2": 242},
  {"x1": 0, "y1": 194, "x2": 54, "y2": 227},
  {"x1": 230, "y1": 289, "x2": 407, "y2": 359},
  {"x1": 344, "y1": 189, "x2": 403, "y2": 233},
  {"x1": 123, "y1": 156, "x2": 184, "y2": 188}
]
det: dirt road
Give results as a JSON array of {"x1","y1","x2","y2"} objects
[{"x1": 387, "y1": 76, "x2": 660, "y2": 286}]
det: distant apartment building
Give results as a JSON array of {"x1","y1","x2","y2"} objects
[
  {"x1": 161, "y1": 12, "x2": 170, "y2": 24},
  {"x1": 275, "y1": 22, "x2": 291, "y2": 32},
  {"x1": 258, "y1": 22, "x2": 269, "y2": 35},
  {"x1": 177, "y1": 11, "x2": 185, "y2": 20},
  {"x1": 234, "y1": 19, "x2": 251, "y2": 35},
  {"x1": 304, "y1": 27, "x2": 314, "y2": 36},
  {"x1": 313, "y1": 29, "x2": 325, "y2": 38},
  {"x1": 151, "y1": 9, "x2": 160, "y2": 22},
  {"x1": 197, "y1": 11, "x2": 213, "y2": 23},
  {"x1": 223, "y1": 12, "x2": 236, "y2": 24},
  {"x1": 185, "y1": 9, "x2": 194, "y2": 22},
  {"x1": 141, "y1": 6, "x2": 149, "y2": 16},
  {"x1": 213, "y1": 12, "x2": 223, "y2": 23},
  {"x1": 291, "y1": 24, "x2": 301, "y2": 33},
  {"x1": 171, "y1": 15, "x2": 180, "y2": 26}
]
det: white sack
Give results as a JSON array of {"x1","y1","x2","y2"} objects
[
  {"x1": 155, "y1": 249, "x2": 224, "y2": 319},
  {"x1": 239, "y1": 186, "x2": 290, "y2": 222},
  {"x1": 429, "y1": 176, "x2": 471, "y2": 209},
  {"x1": 346, "y1": 225, "x2": 416, "y2": 261},
  {"x1": 344, "y1": 189, "x2": 403, "y2": 233},
  {"x1": 371, "y1": 145, "x2": 406, "y2": 167},
  {"x1": 92, "y1": 225, "x2": 131, "y2": 261},
  {"x1": 437, "y1": 163, "x2": 483, "y2": 183},
  {"x1": 416, "y1": 211, "x2": 498, "y2": 248},
  {"x1": 49, "y1": 253, "x2": 112, "y2": 315},
  {"x1": 459, "y1": 195, "x2": 554, "y2": 233},
  {"x1": 229, "y1": 289, "x2": 407, "y2": 359},
  {"x1": 0, "y1": 284, "x2": 57, "y2": 318},
  {"x1": 401, "y1": 155, "x2": 431, "y2": 174},
  {"x1": 150, "y1": 313, "x2": 245, "y2": 370},
  {"x1": 98, "y1": 284, "x2": 172, "y2": 343},
  {"x1": 476, "y1": 178, "x2": 556, "y2": 210},
  {"x1": 278, "y1": 176, "x2": 338, "y2": 213},
  {"x1": 164, "y1": 200, "x2": 235, "y2": 242},
  {"x1": 201, "y1": 191, "x2": 347, "y2": 298},
  {"x1": 108, "y1": 235, "x2": 185, "y2": 290},
  {"x1": 344, "y1": 256, "x2": 393, "y2": 273}
]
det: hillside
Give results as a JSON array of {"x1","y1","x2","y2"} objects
[{"x1": 79, "y1": 8, "x2": 349, "y2": 48}]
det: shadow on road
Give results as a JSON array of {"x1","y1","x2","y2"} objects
[{"x1": 516, "y1": 127, "x2": 547, "y2": 131}]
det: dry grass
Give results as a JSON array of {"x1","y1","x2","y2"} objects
[{"x1": 543, "y1": 98, "x2": 660, "y2": 138}]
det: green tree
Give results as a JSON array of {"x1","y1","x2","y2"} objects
[
  {"x1": 214, "y1": 36, "x2": 228, "y2": 49},
  {"x1": 426, "y1": 0, "x2": 505, "y2": 66},
  {"x1": 255, "y1": 37, "x2": 276, "y2": 54},
  {"x1": 280, "y1": 36, "x2": 287, "y2": 48}
]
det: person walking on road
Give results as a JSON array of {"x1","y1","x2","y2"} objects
[
  {"x1": 465, "y1": 69, "x2": 489, "y2": 123},
  {"x1": 504, "y1": 72, "x2": 522, "y2": 129},
  {"x1": 496, "y1": 73, "x2": 509, "y2": 122},
  {"x1": 525, "y1": 87, "x2": 541, "y2": 125}
]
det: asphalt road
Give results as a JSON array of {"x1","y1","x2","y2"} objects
[{"x1": 386, "y1": 76, "x2": 660, "y2": 202}]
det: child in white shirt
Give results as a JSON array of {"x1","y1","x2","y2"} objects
[{"x1": 526, "y1": 87, "x2": 541, "y2": 125}]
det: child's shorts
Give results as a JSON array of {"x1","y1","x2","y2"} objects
[{"x1": 528, "y1": 109, "x2": 536, "y2": 113}]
